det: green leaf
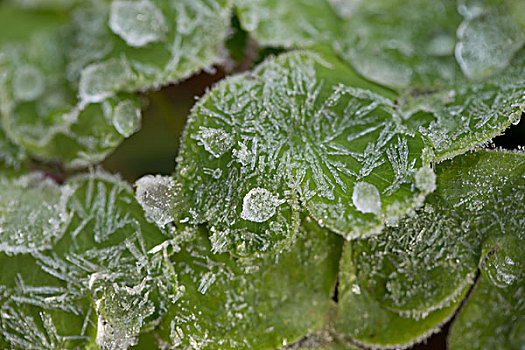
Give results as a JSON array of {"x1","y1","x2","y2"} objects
[
  {"x1": 0, "y1": 126, "x2": 25, "y2": 168},
  {"x1": 174, "y1": 50, "x2": 433, "y2": 255},
  {"x1": 74, "y1": 0, "x2": 232, "y2": 101},
  {"x1": 0, "y1": 171, "x2": 171, "y2": 349},
  {"x1": 455, "y1": 0, "x2": 525, "y2": 80},
  {"x1": 446, "y1": 151, "x2": 525, "y2": 349},
  {"x1": 351, "y1": 150, "x2": 525, "y2": 316},
  {"x1": 0, "y1": 4, "x2": 142, "y2": 167},
  {"x1": 135, "y1": 216, "x2": 343, "y2": 350},
  {"x1": 334, "y1": 243, "x2": 467, "y2": 349},
  {"x1": 233, "y1": 1, "x2": 525, "y2": 162},
  {"x1": 0, "y1": 173, "x2": 71, "y2": 253},
  {"x1": 335, "y1": 150, "x2": 525, "y2": 348},
  {"x1": 0, "y1": 0, "x2": 233, "y2": 167},
  {"x1": 235, "y1": 0, "x2": 462, "y2": 89},
  {"x1": 400, "y1": 53, "x2": 525, "y2": 160},
  {"x1": 448, "y1": 234, "x2": 525, "y2": 350},
  {"x1": 335, "y1": 0, "x2": 461, "y2": 90},
  {"x1": 235, "y1": 0, "x2": 340, "y2": 48}
]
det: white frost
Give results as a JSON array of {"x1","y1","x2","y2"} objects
[
  {"x1": 12, "y1": 65, "x2": 44, "y2": 101},
  {"x1": 241, "y1": 187, "x2": 285, "y2": 223},
  {"x1": 352, "y1": 181, "x2": 381, "y2": 214},
  {"x1": 192, "y1": 127, "x2": 234, "y2": 158},
  {"x1": 135, "y1": 175, "x2": 178, "y2": 227},
  {"x1": 109, "y1": 0, "x2": 167, "y2": 47},
  {"x1": 415, "y1": 166, "x2": 437, "y2": 194}
]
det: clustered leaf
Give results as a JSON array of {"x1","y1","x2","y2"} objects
[
  {"x1": 0, "y1": 0, "x2": 232, "y2": 167},
  {"x1": 0, "y1": 0, "x2": 524, "y2": 349}
]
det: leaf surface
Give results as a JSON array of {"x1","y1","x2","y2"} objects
[{"x1": 175, "y1": 50, "x2": 433, "y2": 255}]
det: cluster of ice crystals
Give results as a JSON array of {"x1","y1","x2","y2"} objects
[
  {"x1": 93, "y1": 278, "x2": 155, "y2": 350},
  {"x1": 109, "y1": 0, "x2": 167, "y2": 47},
  {"x1": 351, "y1": 182, "x2": 381, "y2": 214},
  {"x1": 192, "y1": 126, "x2": 234, "y2": 158},
  {"x1": 135, "y1": 175, "x2": 180, "y2": 227},
  {"x1": 0, "y1": 174, "x2": 73, "y2": 254},
  {"x1": 241, "y1": 187, "x2": 285, "y2": 223},
  {"x1": 415, "y1": 166, "x2": 437, "y2": 194}
]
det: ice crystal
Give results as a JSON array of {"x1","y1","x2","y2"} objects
[
  {"x1": 109, "y1": 0, "x2": 167, "y2": 48},
  {"x1": 241, "y1": 187, "x2": 286, "y2": 223}
]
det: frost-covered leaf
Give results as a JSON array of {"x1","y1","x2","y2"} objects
[
  {"x1": 338, "y1": 150, "x2": 525, "y2": 348},
  {"x1": 400, "y1": 52, "x2": 525, "y2": 160},
  {"x1": 0, "y1": 0, "x2": 232, "y2": 167},
  {"x1": 235, "y1": 0, "x2": 340, "y2": 48},
  {"x1": 334, "y1": 244, "x2": 467, "y2": 350},
  {"x1": 74, "y1": 0, "x2": 232, "y2": 100},
  {"x1": 335, "y1": 0, "x2": 461, "y2": 90},
  {"x1": 446, "y1": 151, "x2": 525, "y2": 349},
  {"x1": 455, "y1": 0, "x2": 525, "y2": 80},
  {"x1": 448, "y1": 234, "x2": 525, "y2": 350},
  {"x1": 235, "y1": 0, "x2": 462, "y2": 89},
  {"x1": 0, "y1": 126, "x2": 25, "y2": 168},
  {"x1": 0, "y1": 173, "x2": 72, "y2": 254},
  {"x1": 175, "y1": 50, "x2": 433, "y2": 255},
  {"x1": 0, "y1": 172, "x2": 172, "y2": 349},
  {"x1": 136, "y1": 216, "x2": 343, "y2": 350},
  {"x1": 0, "y1": 4, "x2": 143, "y2": 167}
]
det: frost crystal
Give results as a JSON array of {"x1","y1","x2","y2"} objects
[
  {"x1": 94, "y1": 280, "x2": 155, "y2": 350},
  {"x1": 79, "y1": 59, "x2": 131, "y2": 103},
  {"x1": 192, "y1": 127, "x2": 234, "y2": 158},
  {"x1": 12, "y1": 65, "x2": 44, "y2": 101},
  {"x1": 241, "y1": 187, "x2": 285, "y2": 223},
  {"x1": 135, "y1": 175, "x2": 179, "y2": 227},
  {"x1": 456, "y1": 4, "x2": 525, "y2": 79},
  {"x1": 415, "y1": 166, "x2": 437, "y2": 194},
  {"x1": 112, "y1": 99, "x2": 141, "y2": 137},
  {"x1": 109, "y1": 0, "x2": 167, "y2": 47},
  {"x1": 352, "y1": 182, "x2": 381, "y2": 214}
]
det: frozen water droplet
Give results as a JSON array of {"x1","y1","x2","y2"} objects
[
  {"x1": 352, "y1": 181, "x2": 381, "y2": 214},
  {"x1": 415, "y1": 166, "x2": 437, "y2": 194},
  {"x1": 110, "y1": 0, "x2": 167, "y2": 47},
  {"x1": 79, "y1": 59, "x2": 131, "y2": 103},
  {"x1": 135, "y1": 175, "x2": 180, "y2": 227},
  {"x1": 232, "y1": 141, "x2": 253, "y2": 166},
  {"x1": 456, "y1": 12, "x2": 525, "y2": 79},
  {"x1": 241, "y1": 187, "x2": 285, "y2": 223},
  {"x1": 12, "y1": 65, "x2": 44, "y2": 101},
  {"x1": 93, "y1": 279, "x2": 154, "y2": 350},
  {"x1": 112, "y1": 100, "x2": 141, "y2": 137},
  {"x1": 485, "y1": 252, "x2": 518, "y2": 288},
  {"x1": 192, "y1": 127, "x2": 234, "y2": 158}
]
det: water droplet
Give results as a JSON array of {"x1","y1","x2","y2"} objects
[
  {"x1": 241, "y1": 187, "x2": 285, "y2": 223},
  {"x1": 112, "y1": 100, "x2": 141, "y2": 137},
  {"x1": 109, "y1": 0, "x2": 167, "y2": 47},
  {"x1": 12, "y1": 65, "x2": 44, "y2": 101},
  {"x1": 135, "y1": 175, "x2": 180, "y2": 227},
  {"x1": 352, "y1": 181, "x2": 381, "y2": 214},
  {"x1": 485, "y1": 252, "x2": 518, "y2": 288},
  {"x1": 415, "y1": 166, "x2": 437, "y2": 194},
  {"x1": 192, "y1": 127, "x2": 234, "y2": 158}
]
